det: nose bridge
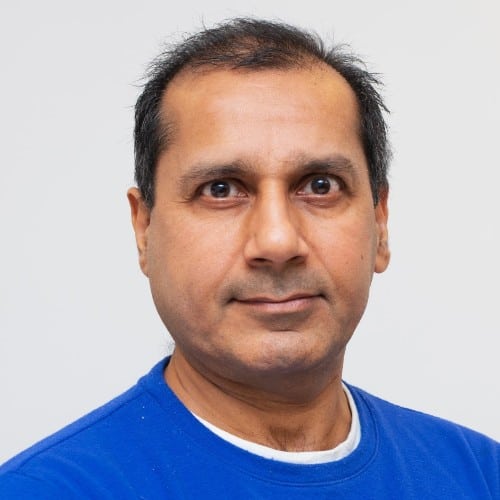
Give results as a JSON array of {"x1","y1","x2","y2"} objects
[{"x1": 244, "y1": 181, "x2": 306, "y2": 265}]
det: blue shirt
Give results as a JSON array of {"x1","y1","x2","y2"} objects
[{"x1": 1, "y1": 358, "x2": 498, "y2": 499}]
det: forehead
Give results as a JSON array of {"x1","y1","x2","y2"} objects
[{"x1": 158, "y1": 65, "x2": 365, "y2": 176}]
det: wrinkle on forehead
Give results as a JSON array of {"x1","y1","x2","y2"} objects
[
  {"x1": 161, "y1": 65, "x2": 360, "y2": 146},
  {"x1": 154, "y1": 64, "x2": 368, "y2": 198}
]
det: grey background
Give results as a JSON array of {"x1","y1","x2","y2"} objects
[{"x1": 1, "y1": 0, "x2": 499, "y2": 462}]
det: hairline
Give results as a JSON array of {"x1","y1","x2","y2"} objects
[
  {"x1": 134, "y1": 19, "x2": 390, "y2": 209},
  {"x1": 154, "y1": 61, "x2": 366, "y2": 197}
]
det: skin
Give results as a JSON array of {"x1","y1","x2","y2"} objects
[{"x1": 128, "y1": 63, "x2": 390, "y2": 451}]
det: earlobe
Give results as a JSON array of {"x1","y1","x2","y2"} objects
[
  {"x1": 127, "y1": 187, "x2": 151, "y2": 276},
  {"x1": 374, "y1": 188, "x2": 390, "y2": 274}
]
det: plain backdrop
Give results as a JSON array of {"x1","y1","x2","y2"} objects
[{"x1": 1, "y1": 0, "x2": 499, "y2": 462}]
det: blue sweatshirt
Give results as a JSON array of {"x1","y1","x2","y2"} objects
[{"x1": 1, "y1": 358, "x2": 498, "y2": 499}]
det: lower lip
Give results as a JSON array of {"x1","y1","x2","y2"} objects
[{"x1": 235, "y1": 296, "x2": 320, "y2": 314}]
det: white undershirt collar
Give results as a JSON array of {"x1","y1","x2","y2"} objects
[{"x1": 192, "y1": 383, "x2": 360, "y2": 464}]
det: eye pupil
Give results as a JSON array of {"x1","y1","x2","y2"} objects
[
  {"x1": 311, "y1": 177, "x2": 330, "y2": 194},
  {"x1": 210, "y1": 181, "x2": 230, "y2": 197}
]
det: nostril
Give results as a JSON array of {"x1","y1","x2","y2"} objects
[{"x1": 253, "y1": 257, "x2": 268, "y2": 264}]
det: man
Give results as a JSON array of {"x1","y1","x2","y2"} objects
[{"x1": 0, "y1": 18, "x2": 498, "y2": 498}]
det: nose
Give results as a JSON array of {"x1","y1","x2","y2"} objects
[{"x1": 243, "y1": 187, "x2": 308, "y2": 268}]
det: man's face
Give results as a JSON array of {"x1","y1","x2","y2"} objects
[{"x1": 129, "y1": 65, "x2": 389, "y2": 394}]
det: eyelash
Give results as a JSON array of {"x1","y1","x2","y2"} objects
[
  {"x1": 198, "y1": 174, "x2": 344, "y2": 200},
  {"x1": 297, "y1": 175, "x2": 343, "y2": 195},
  {"x1": 200, "y1": 179, "x2": 244, "y2": 198}
]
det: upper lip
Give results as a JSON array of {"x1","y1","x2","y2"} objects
[{"x1": 236, "y1": 293, "x2": 320, "y2": 303}]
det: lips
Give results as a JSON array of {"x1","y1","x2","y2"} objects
[
  {"x1": 232, "y1": 293, "x2": 322, "y2": 316},
  {"x1": 237, "y1": 293, "x2": 320, "y2": 304}
]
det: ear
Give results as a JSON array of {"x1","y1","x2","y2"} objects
[
  {"x1": 374, "y1": 188, "x2": 390, "y2": 274},
  {"x1": 127, "y1": 187, "x2": 151, "y2": 276}
]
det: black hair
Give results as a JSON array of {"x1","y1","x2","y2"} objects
[{"x1": 134, "y1": 18, "x2": 390, "y2": 207}]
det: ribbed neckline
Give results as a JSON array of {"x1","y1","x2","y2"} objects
[
  {"x1": 190, "y1": 382, "x2": 360, "y2": 464},
  {"x1": 140, "y1": 358, "x2": 379, "y2": 486}
]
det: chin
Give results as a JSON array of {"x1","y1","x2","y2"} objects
[{"x1": 221, "y1": 332, "x2": 344, "y2": 384}]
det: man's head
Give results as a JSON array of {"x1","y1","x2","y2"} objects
[
  {"x1": 128, "y1": 18, "x2": 390, "y2": 400},
  {"x1": 134, "y1": 18, "x2": 390, "y2": 209}
]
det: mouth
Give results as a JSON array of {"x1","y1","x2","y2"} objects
[
  {"x1": 238, "y1": 293, "x2": 320, "y2": 303},
  {"x1": 233, "y1": 293, "x2": 323, "y2": 315}
]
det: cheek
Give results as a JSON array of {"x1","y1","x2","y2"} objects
[
  {"x1": 146, "y1": 214, "x2": 241, "y2": 312},
  {"x1": 307, "y1": 215, "x2": 378, "y2": 328},
  {"x1": 310, "y1": 213, "x2": 378, "y2": 272}
]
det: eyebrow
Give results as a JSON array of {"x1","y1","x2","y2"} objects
[
  {"x1": 176, "y1": 154, "x2": 359, "y2": 192},
  {"x1": 177, "y1": 163, "x2": 248, "y2": 190},
  {"x1": 294, "y1": 155, "x2": 358, "y2": 179}
]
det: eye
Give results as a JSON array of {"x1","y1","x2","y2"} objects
[
  {"x1": 200, "y1": 180, "x2": 242, "y2": 198},
  {"x1": 299, "y1": 175, "x2": 341, "y2": 195}
]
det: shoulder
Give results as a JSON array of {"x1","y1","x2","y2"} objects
[
  {"x1": 347, "y1": 384, "x2": 500, "y2": 490},
  {"x1": 1, "y1": 383, "x2": 144, "y2": 471},
  {"x1": 0, "y1": 359, "x2": 170, "y2": 497},
  {"x1": 350, "y1": 384, "x2": 498, "y2": 442}
]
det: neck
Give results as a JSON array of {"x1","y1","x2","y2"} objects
[{"x1": 164, "y1": 348, "x2": 351, "y2": 452}]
